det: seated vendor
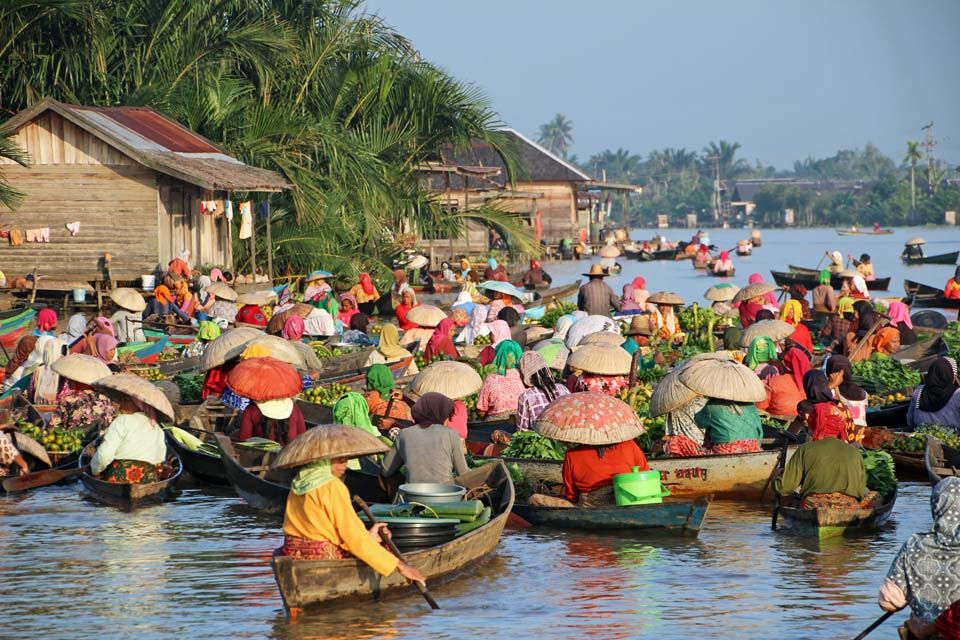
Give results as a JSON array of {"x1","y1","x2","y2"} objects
[
  {"x1": 381, "y1": 392, "x2": 469, "y2": 484},
  {"x1": 694, "y1": 398, "x2": 763, "y2": 454},
  {"x1": 0, "y1": 424, "x2": 31, "y2": 476},
  {"x1": 89, "y1": 378, "x2": 168, "y2": 484}
]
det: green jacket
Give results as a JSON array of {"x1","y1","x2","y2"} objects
[
  {"x1": 694, "y1": 399, "x2": 763, "y2": 445},
  {"x1": 774, "y1": 437, "x2": 867, "y2": 499}
]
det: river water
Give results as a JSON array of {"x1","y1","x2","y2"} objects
[{"x1": 3, "y1": 226, "x2": 957, "y2": 639}]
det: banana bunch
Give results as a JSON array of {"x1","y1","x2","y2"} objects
[{"x1": 618, "y1": 383, "x2": 653, "y2": 418}]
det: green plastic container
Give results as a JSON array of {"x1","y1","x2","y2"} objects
[{"x1": 612, "y1": 467, "x2": 671, "y2": 506}]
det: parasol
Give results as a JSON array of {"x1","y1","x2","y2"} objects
[
  {"x1": 405, "y1": 361, "x2": 482, "y2": 400},
  {"x1": 740, "y1": 319, "x2": 795, "y2": 346},
  {"x1": 271, "y1": 424, "x2": 389, "y2": 469},
  {"x1": 534, "y1": 392, "x2": 644, "y2": 445},
  {"x1": 676, "y1": 358, "x2": 766, "y2": 403},
  {"x1": 226, "y1": 356, "x2": 302, "y2": 402},
  {"x1": 533, "y1": 340, "x2": 570, "y2": 371},
  {"x1": 477, "y1": 280, "x2": 526, "y2": 301}
]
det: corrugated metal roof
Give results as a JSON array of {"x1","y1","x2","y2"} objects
[{"x1": 74, "y1": 105, "x2": 222, "y2": 153}]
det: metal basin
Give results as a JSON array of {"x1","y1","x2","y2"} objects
[{"x1": 397, "y1": 482, "x2": 466, "y2": 505}]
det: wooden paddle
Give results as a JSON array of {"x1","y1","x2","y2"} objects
[
  {"x1": 851, "y1": 610, "x2": 895, "y2": 640},
  {"x1": 353, "y1": 495, "x2": 440, "y2": 610},
  {"x1": 769, "y1": 444, "x2": 789, "y2": 530},
  {"x1": 2, "y1": 465, "x2": 87, "y2": 492},
  {"x1": 848, "y1": 317, "x2": 884, "y2": 363}
]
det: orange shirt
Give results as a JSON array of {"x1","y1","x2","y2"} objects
[
  {"x1": 945, "y1": 279, "x2": 960, "y2": 299},
  {"x1": 757, "y1": 374, "x2": 805, "y2": 417},
  {"x1": 562, "y1": 440, "x2": 649, "y2": 503}
]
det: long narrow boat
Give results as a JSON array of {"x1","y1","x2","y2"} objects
[
  {"x1": 0, "y1": 308, "x2": 36, "y2": 349},
  {"x1": 904, "y1": 279, "x2": 945, "y2": 298},
  {"x1": 316, "y1": 354, "x2": 413, "y2": 388},
  {"x1": 709, "y1": 268, "x2": 735, "y2": 278},
  {"x1": 165, "y1": 427, "x2": 230, "y2": 485},
  {"x1": 775, "y1": 269, "x2": 890, "y2": 291},
  {"x1": 891, "y1": 336, "x2": 948, "y2": 373},
  {"x1": 530, "y1": 280, "x2": 581, "y2": 308},
  {"x1": 778, "y1": 489, "x2": 897, "y2": 540},
  {"x1": 271, "y1": 460, "x2": 514, "y2": 611},
  {"x1": 925, "y1": 436, "x2": 960, "y2": 485},
  {"x1": 903, "y1": 280, "x2": 960, "y2": 310},
  {"x1": 835, "y1": 229, "x2": 894, "y2": 236},
  {"x1": 513, "y1": 496, "x2": 710, "y2": 534},
  {"x1": 902, "y1": 250, "x2": 959, "y2": 266},
  {"x1": 78, "y1": 443, "x2": 182, "y2": 510}
]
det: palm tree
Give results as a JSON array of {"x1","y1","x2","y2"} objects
[
  {"x1": 0, "y1": 133, "x2": 29, "y2": 210},
  {"x1": 904, "y1": 141, "x2": 922, "y2": 209},
  {"x1": 537, "y1": 113, "x2": 573, "y2": 159},
  {"x1": 703, "y1": 140, "x2": 749, "y2": 180}
]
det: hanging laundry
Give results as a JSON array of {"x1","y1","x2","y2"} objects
[
  {"x1": 9, "y1": 230, "x2": 24, "y2": 246},
  {"x1": 26, "y1": 228, "x2": 50, "y2": 242},
  {"x1": 211, "y1": 198, "x2": 225, "y2": 219},
  {"x1": 0, "y1": 230, "x2": 9, "y2": 239},
  {"x1": 238, "y1": 201, "x2": 253, "y2": 240},
  {"x1": 200, "y1": 200, "x2": 219, "y2": 215},
  {"x1": 224, "y1": 200, "x2": 234, "y2": 222},
  {"x1": 65, "y1": 221, "x2": 80, "y2": 236}
]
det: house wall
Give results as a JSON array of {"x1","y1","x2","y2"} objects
[
  {"x1": 156, "y1": 176, "x2": 232, "y2": 270},
  {"x1": 513, "y1": 181, "x2": 577, "y2": 243}
]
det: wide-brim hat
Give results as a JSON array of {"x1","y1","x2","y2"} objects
[
  {"x1": 534, "y1": 392, "x2": 644, "y2": 445},
  {"x1": 676, "y1": 358, "x2": 766, "y2": 403},
  {"x1": 51, "y1": 353, "x2": 112, "y2": 385},
  {"x1": 249, "y1": 334, "x2": 317, "y2": 370},
  {"x1": 406, "y1": 361, "x2": 482, "y2": 400},
  {"x1": 704, "y1": 283, "x2": 739, "y2": 302},
  {"x1": 583, "y1": 264, "x2": 608, "y2": 278},
  {"x1": 199, "y1": 327, "x2": 263, "y2": 371},
  {"x1": 109, "y1": 287, "x2": 146, "y2": 312},
  {"x1": 625, "y1": 313, "x2": 656, "y2": 336},
  {"x1": 271, "y1": 424, "x2": 389, "y2": 469},
  {"x1": 566, "y1": 344, "x2": 632, "y2": 376},
  {"x1": 740, "y1": 319, "x2": 795, "y2": 346},
  {"x1": 579, "y1": 332, "x2": 625, "y2": 347},
  {"x1": 236, "y1": 291, "x2": 275, "y2": 306},
  {"x1": 405, "y1": 305, "x2": 448, "y2": 328},
  {"x1": 257, "y1": 397, "x2": 294, "y2": 420},
  {"x1": 733, "y1": 282, "x2": 777, "y2": 303},
  {"x1": 649, "y1": 352, "x2": 731, "y2": 417},
  {"x1": 905, "y1": 237, "x2": 925, "y2": 245},
  {"x1": 93, "y1": 373, "x2": 175, "y2": 421},
  {"x1": 306, "y1": 269, "x2": 333, "y2": 283},
  {"x1": 599, "y1": 245, "x2": 620, "y2": 258},
  {"x1": 647, "y1": 291, "x2": 684, "y2": 306},
  {"x1": 206, "y1": 282, "x2": 238, "y2": 301}
]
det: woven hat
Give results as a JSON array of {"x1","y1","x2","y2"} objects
[
  {"x1": 406, "y1": 361, "x2": 482, "y2": 400},
  {"x1": 535, "y1": 392, "x2": 644, "y2": 445},
  {"x1": 580, "y1": 332, "x2": 625, "y2": 347},
  {"x1": 406, "y1": 305, "x2": 448, "y2": 328},
  {"x1": 226, "y1": 356, "x2": 302, "y2": 402},
  {"x1": 271, "y1": 423, "x2": 389, "y2": 469},
  {"x1": 257, "y1": 397, "x2": 294, "y2": 420},
  {"x1": 599, "y1": 245, "x2": 620, "y2": 258},
  {"x1": 267, "y1": 303, "x2": 315, "y2": 335},
  {"x1": 93, "y1": 373, "x2": 175, "y2": 421},
  {"x1": 905, "y1": 237, "x2": 925, "y2": 245},
  {"x1": 649, "y1": 352, "x2": 731, "y2": 416},
  {"x1": 733, "y1": 281, "x2": 777, "y2": 303},
  {"x1": 200, "y1": 327, "x2": 263, "y2": 371},
  {"x1": 676, "y1": 358, "x2": 766, "y2": 403},
  {"x1": 567, "y1": 344, "x2": 631, "y2": 375},
  {"x1": 109, "y1": 287, "x2": 146, "y2": 312},
  {"x1": 625, "y1": 313, "x2": 656, "y2": 336},
  {"x1": 236, "y1": 290, "x2": 275, "y2": 306},
  {"x1": 249, "y1": 334, "x2": 314, "y2": 370},
  {"x1": 704, "y1": 283, "x2": 739, "y2": 302},
  {"x1": 647, "y1": 291, "x2": 684, "y2": 305},
  {"x1": 533, "y1": 339, "x2": 570, "y2": 371},
  {"x1": 206, "y1": 282, "x2": 238, "y2": 301},
  {"x1": 583, "y1": 264, "x2": 608, "y2": 278},
  {"x1": 305, "y1": 269, "x2": 332, "y2": 283},
  {"x1": 51, "y1": 353, "x2": 112, "y2": 385},
  {"x1": 740, "y1": 319, "x2": 795, "y2": 346}
]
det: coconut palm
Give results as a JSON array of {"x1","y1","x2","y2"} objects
[
  {"x1": 0, "y1": 133, "x2": 29, "y2": 210},
  {"x1": 703, "y1": 140, "x2": 749, "y2": 181},
  {"x1": 904, "y1": 140, "x2": 922, "y2": 209},
  {"x1": 537, "y1": 113, "x2": 574, "y2": 159}
]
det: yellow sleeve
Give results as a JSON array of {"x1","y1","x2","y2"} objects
[{"x1": 327, "y1": 480, "x2": 399, "y2": 577}]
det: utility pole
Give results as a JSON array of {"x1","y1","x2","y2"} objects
[
  {"x1": 707, "y1": 155, "x2": 722, "y2": 221},
  {"x1": 922, "y1": 121, "x2": 936, "y2": 193}
]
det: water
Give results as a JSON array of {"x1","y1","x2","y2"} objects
[{"x1": 0, "y1": 480, "x2": 935, "y2": 639}]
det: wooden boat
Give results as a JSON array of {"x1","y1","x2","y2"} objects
[
  {"x1": 313, "y1": 346, "x2": 377, "y2": 382},
  {"x1": 650, "y1": 247, "x2": 680, "y2": 260},
  {"x1": 316, "y1": 354, "x2": 413, "y2": 389},
  {"x1": 774, "y1": 269, "x2": 890, "y2": 291},
  {"x1": 835, "y1": 229, "x2": 894, "y2": 235},
  {"x1": 902, "y1": 250, "x2": 959, "y2": 266},
  {"x1": 271, "y1": 460, "x2": 514, "y2": 611},
  {"x1": 116, "y1": 337, "x2": 170, "y2": 364},
  {"x1": 0, "y1": 308, "x2": 36, "y2": 349},
  {"x1": 925, "y1": 436, "x2": 960, "y2": 485},
  {"x1": 778, "y1": 489, "x2": 897, "y2": 540},
  {"x1": 625, "y1": 248, "x2": 654, "y2": 261},
  {"x1": 164, "y1": 427, "x2": 230, "y2": 486},
  {"x1": 903, "y1": 280, "x2": 960, "y2": 310},
  {"x1": 904, "y1": 279, "x2": 946, "y2": 298},
  {"x1": 78, "y1": 443, "x2": 183, "y2": 510},
  {"x1": 531, "y1": 280, "x2": 580, "y2": 307},
  {"x1": 512, "y1": 495, "x2": 710, "y2": 535},
  {"x1": 891, "y1": 336, "x2": 948, "y2": 373},
  {"x1": 156, "y1": 354, "x2": 201, "y2": 377},
  {"x1": 710, "y1": 268, "x2": 735, "y2": 278}
]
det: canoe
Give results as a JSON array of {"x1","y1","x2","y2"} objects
[
  {"x1": 891, "y1": 335, "x2": 948, "y2": 373},
  {"x1": 835, "y1": 229, "x2": 894, "y2": 235},
  {"x1": 902, "y1": 250, "x2": 959, "y2": 265},
  {"x1": 316, "y1": 354, "x2": 413, "y2": 389},
  {"x1": 909, "y1": 295, "x2": 960, "y2": 311},
  {"x1": 625, "y1": 248, "x2": 654, "y2": 261},
  {"x1": 530, "y1": 280, "x2": 581, "y2": 308},
  {"x1": 512, "y1": 495, "x2": 710, "y2": 534},
  {"x1": 156, "y1": 354, "x2": 201, "y2": 377},
  {"x1": 0, "y1": 308, "x2": 36, "y2": 349},
  {"x1": 314, "y1": 346, "x2": 377, "y2": 382},
  {"x1": 271, "y1": 460, "x2": 514, "y2": 611},
  {"x1": 925, "y1": 436, "x2": 960, "y2": 485},
  {"x1": 164, "y1": 427, "x2": 230, "y2": 486},
  {"x1": 710, "y1": 269, "x2": 735, "y2": 278},
  {"x1": 904, "y1": 280, "x2": 945, "y2": 298},
  {"x1": 78, "y1": 443, "x2": 183, "y2": 510},
  {"x1": 778, "y1": 489, "x2": 897, "y2": 540},
  {"x1": 774, "y1": 269, "x2": 890, "y2": 291},
  {"x1": 214, "y1": 434, "x2": 387, "y2": 513},
  {"x1": 116, "y1": 337, "x2": 170, "y2": 364}
]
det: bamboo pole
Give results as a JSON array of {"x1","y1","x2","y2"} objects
[{"x1": 265, "y1": 196, "x2": 273, "y2": 281}]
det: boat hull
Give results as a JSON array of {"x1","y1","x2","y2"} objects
[
  {"x1": 925, "y1": 436, "x2": 960, "y2": 485},
  {"x1": 512, "y1": 496, "x2": 710, "y2": 534},
  {"x1": 78, "y1": 444, "x2": 182, "y2": 510},
  {"x1": 835, "y1": 229, "x2": 894, "y2": 235},
  {"x1": 902, "y1": 251, "x2": 959, "y2": 265},
  {"x1": 165, "y1": 431, "x2": 229, "y2": 485},
  {"x1": 778, "y1": 490, "x2": 897, "y2": 540},
  {"x1": 774, "y1": 269, "x2": 890, "y2": 291}
]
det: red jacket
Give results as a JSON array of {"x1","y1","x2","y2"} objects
[
  {"x1": 562, "y1": 440, "x2": 649, "y2": 503},
  {"x1": 237, "y1": 402, "x2": 306, "y2": 446}
]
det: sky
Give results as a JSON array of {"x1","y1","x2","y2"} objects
[{"x1": 362, "y1": 0, "x2": 960, "y2": 171}]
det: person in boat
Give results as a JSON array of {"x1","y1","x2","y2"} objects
[
  {"x1": 749, "y1": 273, "x2": 780, "y2": 310},
  {"x1": 843, "y1": 300, "x2": 881, "y2": 361},
  {"x1": 566, "y1": 358, "x2": 630, "y2": 397},
  {"x1": 303, "y1": 270, "x2": 333, "y2": 304},
  {"x1": 47, "y1": 354, "x2": 116, "y2": 435},
  {"x1": 483, "y1": 257, "x2": 505, "y2": 281},
  {"x1": 208, "y1": 289, "x2": 239, "y2": 325},
  {"x1": 825, "y1": 355, "x2": 868, "y2": 427},
  {"x1": 744, "y1": 336, "x2": 778, "y2": 373},
  {"x1": 774, "y1": 391, "x2": 877, "y2": 510},
  {"x1": 618, "y1": 283, "x2": 642, "y2": 313},
  {"x1": 89, "y1": 386, "x2": 168, "y2": 484},
  {"x1": 628, "y1": 276, "x2": 653, "y2": 311},
  {"x1": 886, "y1": 301, "x2": 917, "y2": 346},
  {"x1": 28, "y1": 337, "x2": 65, "y2": 404},
  {"x1": 437, "y1": 261, "x2": 455, "y2": 283},
  {"x1": 4, "y1": 309, "x2": 58, "y2": 386},
  {"x1": 389, "y1": 269, "x2": 409, "y2": 309},
  {"x1": 181, "y1": 320, "x2": 221, "y2": 359},
  {"x1": 142, "y1": 285, "x2": 191, "y2": 324},
  {"x1": 347, "y1": 273, "x2": 380, "y2": 316},
  {"x1": 461, "y1": 304, "x2": 489, "y2": 347},
  {"x1": 945, "y1": 267, "x2": 960, "y2": 300},
  {"x1": 59, "y1": 312, "x2": 87, "y2": 346},
  {"x1": 712, "y1": 251, "x2": 734, "y2": 275},
  {"x1": 718, "y1": 325, "x2": 746, "y2": 363},
  {"x1": 738, "y1": 295, "x2": 765, "y2": 328},
  {"x1": 277, "y1": 431, "x2": 426, "y2": 589},
  {"x1": 237, "y1": 390, "x2": 306, "y2": 447},
  {"x1": 110, "y1": 294, "x2": 147, "y2": 345},
  {"x1": 486, "y1": 287, "x2": 526, "y2": 324},
  {"x1": 521, "y1": 259, "x2": 552, "y2": 288},
  {"x1": 621, "y1": 314, "x2": 655, "y2": 357},
  {"x1": 0, "y1": 423, "x2": 31, "y2": 477},
  {"x1": 332, "y1": 392, "x2": 381, "y2": 440},
  {"x1": 797, "y1": 369, "x2": 861, "y2": 443},
  {"x1": 494, "y1": 306, "x2": 526, "y2": 348},
  {"x1": 652, "y1": 301, "x2": 682, "y2": 341},
  {"x1": 879, "y1": 477, "x2": 960, "y2": 632},
  {"x1": 476, "y1": 319, "x2": 511, "y2": 365},
  {"x1": 394, "y1": 288, "x2": 418, "y2": 332},
  {"x1": 821, "y1": 297, "x2": 855, "y2": 353},
  {"x1": 423, "y1": 317, "x2": 459, "y2": 362},
  {"x1": 694, "y1": 397, "x2": 763, "y2": 454},
  {"x1": 476, "y1": 340, "x2": 525, "y2": 420},
  {"x1": 851, "y1": 253, "x2": 875, "y2": 281},
  {"x1": 757, "y1": 347, "x2": 810, "y2": 418},
  {"x1": 780, "y1": 300, "x2": 814, "y2": 354},
  {"x1": 172, "y1": 279, "x2": 195, "y2": 318},
  {"x1": 381, "y1": 392, "x2": 469, "y2": 483},
  {"x1": 577, "y1": 264, "x2": 621, "y2": 318},
  {"x1": 90, "y1": 334, "x2": 118, "y2": 366},
  {"x1": 364, "y1": 324, "x2": 417, "y2": 374},
  {"x1": 907, "y1": 357, "x2": 960, "y2": 429},
  {"x1": 787, "y1": 286, "x2": 812, "y2": 320},
  {"x1": 516, "y1": 352, "x2": 570, "y2": 432},
  {"x1": 825, "y1": 250, "x2": 845, "y2": 273},
  {"x1": 811, "y1": 269, "x2": 838, "y2": 315},
  {"x1": 281, "y1": 316, "x2": 306, "y2": 343},
  {"x1": 694, "y1": 243, "x2": 712, "y2": 265},
  {"x1": 363, "y1": 364, "x2": 413, "y2": 432},
  {"x1": 870, "y1": 321, "x2": 901, "y2": 357},
  {"x1": 337, "y1": 293, "x2": 360, "y2": 328},
  {"x1": 845, "y1": 274, "x2": 870, "y2": 301},
  {"x1": 661, "y1": 396, "x2": 709, "y2": 457},
  {"x1": 902, "y1": 242, "x2": 924, "y2": 260},
  {"x1": 341, "y1": 313, "x2": 373, "y2": 347}
]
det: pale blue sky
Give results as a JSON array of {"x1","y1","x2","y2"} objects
[{"x1": 363, "y1": 0, "x2": 960, "y2": 170}]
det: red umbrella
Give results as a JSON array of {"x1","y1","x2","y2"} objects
[{"x1": 226, "y1": 356, "x2": 302, "y2": 402}]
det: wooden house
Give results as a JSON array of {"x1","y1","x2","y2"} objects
[{"x1": 0, "y1": 98, "x2": 289, "y2": 284}]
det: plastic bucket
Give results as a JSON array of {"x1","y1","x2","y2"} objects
[
  {"x1": 141, "y1": 274, "x2": 156, "y2": 291},
  {"x1": 612, "y1": 467, "x2": 670, "y2": 506},
  {"x1": 71, "y1": 288, "x2": 86, "y2": 303}
]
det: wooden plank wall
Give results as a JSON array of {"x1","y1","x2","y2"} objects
[
  {"x1": 514, "y1": 182, "x2": 577, "y2": 244},
  {"x1": 156, "y1": 177, "x2": 231, "y2": 271},
  {"x1": 0, "y1": 112, "x2": 136, "y2": 167}
]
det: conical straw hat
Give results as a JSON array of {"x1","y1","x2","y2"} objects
[
  {"x1": 533, "y1": 340, "x2": 570, "y2": 371},
  {"x1": 740, "y1": 319, "x2": 795, "y2": 347},
  {"x1": 93, "y1": 373, "x2": 175, "y2": 421},
  {"x1": 206, "y1": 282, "x2": 238, "y2": 301},
  {"x1": 704, "y1": 283, "x2": 739, "y2": 302},
  {"x1": 267, "y1": 303, "x2": 315, "y2": 334},
  {"x1": 406, "y1": 361, "x2": 482, "y2": 400},
  {"x1": 109, "y1": 287, "x2": 146, "y2": 312},
  {"x1": 236, "y1": 290, "x2": 275, "y2": 306},
  {"x1": 567, "y1": 344, "x2": 631, "y2": 375},
  {"x1": 405, "y1": 305, "x2": 448, "y2": 328},
  {"x1": 599, "y1": 245, "x2": 620, "y2": 258},
  {"x1": 648, "y1": 352, "x2": 732, "y2": 417},
  {"x1": 676, "y1": 358, "x2": 766, "y2": 403},
  {"x1": 226, "y1": 356, "x2": 302, "y2": 402},
  {"x1": 535, "y1": 392, "x2": 644, "y2": 445},
  {"x1": 51, "y1": 353, "x2": 112, "y2": 385},
  {"x1": 200, "y1": 327, "x2": 263, "y2": 371},
  {"x1": 732, "y1": 281, "x2": 777, "y2": 303},
  {"x1": 579, "y1": 331, "x2": 625, "y2": 347},
  {"x1": 647, "y1": 291, "x2": 684, "y2": 305},
  {"x1": 271, "y1": 424, "x2": 389, "y2": 469},
  {"x1": 249, "y1": 334, "x2": 313, "y2": 370},
  {"x1": 905, "y1": 237, "x2": 925, "y2": 245}
]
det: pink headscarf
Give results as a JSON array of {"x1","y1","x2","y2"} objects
[
  {"x1": 632, "y1": 276, "x2": 646, "y2": 290},
  {"x1": 209, "y1": 268, "x2": 226, "y2": 282},
  {"x1": 283, "y1": 315, "x2": 306, "y2": 341},
  {"x1": 749, "y1": 273, "x2": 779, "y2": 307},
  {"x1": 37, "y1": 308, "x2": 58, "y2": 332},
  {"x1": 338, "y1": 293, "x2": 359, "y2": 325},
  {"x1": 93, "y1": 334, "x2": 118, "y2": 363},
  {"x1": 487, "y1": 320, "x2": 511, "y2": 346},
  {"x1": 426, "y1": 317, "x2": 457, "y2": 355},
  {"x1": 94, "y1": 317, "x2": 115, "y2": 336},
  {"x1": 887, "y1": 301, "x2": 912, "y2": 329},
  {"x1": 720, "y1": 251, "x2": 730, "y2": 260}
]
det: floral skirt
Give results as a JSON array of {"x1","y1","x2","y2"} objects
[
  {"x1": 708, "y1": 439, "x2": 762, "y2": 455},
  {"x1": 663, "y1": 435, "x2": 707, "y2": 457},
  {"x1": 100, "y1": 459, "x2": 163, "y2": 484},
  {"x1": 800, "y1": 490, "x2": 882, "y2": 510},
  {"x1": 275, "y1": 535, "x2": 353, "y2": 560}
]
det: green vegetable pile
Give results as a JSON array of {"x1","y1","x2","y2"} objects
[
  {"x1": 501, "y1": 431, "x2": 566, "y2": 460},
  {"x1": 507, "y1": 462, "x2": 536, "y2": 500},
  {"x1": 617, "y1": 384, "x2": 667, "y2": 452},
  {"x1": 942, "y1": 322, "x2": 960, "y2": 357},
  {"x1": 852, "y1": 354, "x2": 921, "y2": 394},
  {"x1": 539, "y1": 302, "x2": 578, "y2": 329},
  {"x1": 635, "y1": 364, "x2": 668, "y2": 384},
  {"x1": 883, "y1": 425, "x2": 960, "y2": 454},
  {"x1": 172, "y1": 374, "x2": 203, "y2": 404},
  {"x1": 413, "y1": 351, "x2": 451, "y2": 371},
  {"x1": 861, "y1": 449, "x2": 897, "y2": 498},
  {"x1": 300, "y1": 382, "x2": 351, "y2": 405}
]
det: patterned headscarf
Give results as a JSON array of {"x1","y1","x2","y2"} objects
[
  {"x1": 236, "y1": 305, "x2": 267, "y2": 327},
  {"x1": 492, "y1": 339, "x2": 523, "y2": 375}
]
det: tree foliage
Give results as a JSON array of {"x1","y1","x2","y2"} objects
[{"x1": 537, "y1": 113, "x2": 573, "y2": 159}]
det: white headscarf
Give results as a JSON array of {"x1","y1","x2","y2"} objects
[
  {"x1": 852, "y1": 275, "x2": 870, "y2": 299},
  {"x1": 33, "y1": 338, "x2": 66, "y2": 403}
]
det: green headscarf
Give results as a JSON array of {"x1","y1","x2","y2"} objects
[
  {"x1": 290, "y1": 459, "x2": 334, "y2": 495},
  {"x1": 818, "y1": 269, "x2": 831, "y2": 285},
  {"x1": 315, "y1": 291, "x2": 339, "y2": 318},
  {"x1": 366, "y1": 363, "x2": 395, "y2": 398},
  {"x1": 492, "y1": 339, "x2": 523, "y2": 375},
  {"x1": 723, "y1": 326, "x2": 743, "y2": 351},
  {"x1": 744, "y1": 336, "x2": 778, "y2": 369},
  {"x1": 196, "y1": 320, "x2": 221, "y2": 342},
  {"x1": 333, "y1": 392, "x2": 378, "y2": 436},
  {"x1": 837, "y1": 296, "x2": 855, "y2": 316}
]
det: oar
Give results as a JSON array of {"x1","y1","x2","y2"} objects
[
  {"x1": 815, "y1": 253, "x2": 828, "y2": 269},
  {"x1": 848, "y1": 317, "x2": 884, "y2": 363},
  {"x1": 353, "y1": 495, "x2": 439, "y2": 610},
  {"x1": 2, "y1": 465, "x2": 87, "y2": 492},
  {"x1": 851, "y1": 610, "x2": 895, "y2": 640},
  {"x1": 769, "y1": 444, "x2": 789, "y2": 530}
]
